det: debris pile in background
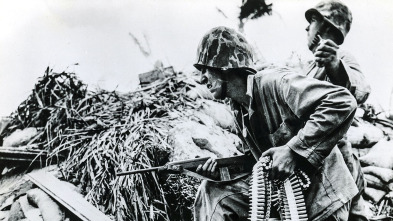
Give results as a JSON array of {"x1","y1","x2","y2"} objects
[
  {"x1": 0, "y1": 166, "x2": 68, "y2": 221},
  {"x1": 0, "y1": 66, "x2": 242, "y2": 221}
]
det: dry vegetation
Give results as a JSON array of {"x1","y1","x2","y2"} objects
[{"x1": 1, "y1": 68, "x2": 202, "y2": 220}]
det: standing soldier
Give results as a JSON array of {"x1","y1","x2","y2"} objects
[
  {"x1": 305, "y1": 1, "x2": 371, "y2": 220},
  {"x1": 193, "y1": 26, "x2": 359, "y2": 221},
  {"x1": 305, "y1": 0, "x2": 370, "y2": 105}
]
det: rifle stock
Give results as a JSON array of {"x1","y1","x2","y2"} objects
[{"x1": 116, "y1": 155, "x2": 255, "y2": 181}]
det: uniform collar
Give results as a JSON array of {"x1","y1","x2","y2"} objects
[
  {"x1": 246, "y1": 74, "x2": 256, "y2": 116},
  {"x1": 246, "y1": 74, "x2": 255, "y2": 98}
]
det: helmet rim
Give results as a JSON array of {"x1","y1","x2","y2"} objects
[{"x1": 305, "y1": 0, "x2": 352, "y2": 45}]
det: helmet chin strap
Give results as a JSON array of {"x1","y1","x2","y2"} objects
[
  {"x1": 219, "y1": 70, "x2": 228, "y2": 100},
  {"x1": 219, "y1": 68, "x2": 255, "y2": 100},
  {"x1": 220, "y1": 81, "x2": 227, "y2": 100}
]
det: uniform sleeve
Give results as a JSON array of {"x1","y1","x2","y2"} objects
[
  {"x1": 279, "y1": 74, "x2": 357, "y2": 168},
  {"x1": 329, "y1": 50, "x2": 371, "y2": 104}
]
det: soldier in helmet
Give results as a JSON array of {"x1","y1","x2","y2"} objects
[
  {"x1": 305, "y1": 0, "x2": 370, "y2": 104},
  {"x1": 304, "y1": 1, "x2": 370, "y2": 220},
  {"x1": 193, "y1": 26, "x2": 360, "y2": 221}
]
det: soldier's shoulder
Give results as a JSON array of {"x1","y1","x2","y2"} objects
[{"x1": 255, "y1": 66, "x2": 297, "y2": 83}]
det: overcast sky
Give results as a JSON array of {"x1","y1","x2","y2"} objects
[{"x1": 1, "y1": 0, "x2": 392, "y2": 116}]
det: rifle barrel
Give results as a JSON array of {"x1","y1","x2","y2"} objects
[{"x1": 116, "y1": 166, "x2": 162, "y2": 176}]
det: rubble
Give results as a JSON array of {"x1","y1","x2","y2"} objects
[
  {"x1": 168, "y1": 121, "x2": 241, "y2": 161},
  {"x1": 0, "y1": 166, "x2": 69, "y2": 221}
]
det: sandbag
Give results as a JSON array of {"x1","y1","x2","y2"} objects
[
  {"x1": 194, "y1": 99, "x2": 235, "y2": 131},
  {"x1": 3, "y1": 127, "x2": 40, "y2": 147},
  {"x1": 186, "y1": 83, "x2": 214, "y2": 100},
  {"x1": 168, "y1": 121, "x2": 241, "y2": 161},
  {"x1": 27, "y1": 188, "x2": 64, "y2": 221},
  {"x1": 363, "y1": 166, "x2": 393, "y2": 183},
  {"x1": 365, "y1": 174, "x2": 393, "y2": 191},
  {"x1": 364, "y1": 187, "x2": 387, "y2": 203},
  {"x1": 19, "y1": 195, "x2": 42, "y2": 221},
  {"x1": 346, "y1": 120, "x2": 384, "y2": 148},
  {"x1": 359, "y1": 139, "x2": 393, "y2": 169}
]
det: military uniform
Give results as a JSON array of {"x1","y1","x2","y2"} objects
[
  {"x1": 305, "y1": 1, "x2": 371, "y2": 220},
  {"x1": 193, "y1": 26, "x2": 360, "y2": 221},
  {"x1": 305, "y1": 50, "x2": 370, "y2": 105},
  {"x1": 194, "y1": 68, "x2": 359, "y2": 221}
]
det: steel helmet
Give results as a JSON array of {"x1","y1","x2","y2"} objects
[
  {"x1": 305, "y1": 0, "x2": 352, "y2": 45},
  {"x1": 194, "y1": 26, "x2": 257, "y2": 73}
]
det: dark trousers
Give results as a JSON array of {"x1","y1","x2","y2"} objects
[{"x1": 194, "y1": 177, "x2": 353, "y2": 221}]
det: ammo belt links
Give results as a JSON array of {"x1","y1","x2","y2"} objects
[{"x1": 249, "y1": 156, "x2": 311, "y2": 221}]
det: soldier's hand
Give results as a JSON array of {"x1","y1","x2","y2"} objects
[
  {"x1": 196, "y1": 158, "x2": 220, "y2": 180},
  {"x1": 314, "y1": 36, "x2": 340, "y2": 70},
  {"x1": 261, "y1": 145, "x2": 297, "y2": 181}
]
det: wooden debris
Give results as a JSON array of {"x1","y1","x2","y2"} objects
[
  {"x1": 138, "y1": 66, "x2": 174, "y2": 85},
  {"x1": 27, "y1": 171, "x2": 112, "y2": 221},
  {"x1": 0, "y1": 146, "x2": 47, "y2": 165}
]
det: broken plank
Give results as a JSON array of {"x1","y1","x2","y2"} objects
[
  {"x1": 138, "y1": 66, "x2": 175, "y2": 85},
  {"x1": 27, "y1": 170, "x2": 112, "y2": 221},
  {"x1": 0, "y1": 146, "x2": 48, "y2": 164}
]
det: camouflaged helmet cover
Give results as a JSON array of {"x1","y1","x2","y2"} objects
[
  {"x1": 194, "y1": 26, "x2": 256, "y2": 73},
  {"x1": 305, "y1": 0, "x2": 352, "y2": 45}
]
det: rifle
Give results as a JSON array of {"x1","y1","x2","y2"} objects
[{"x1": 116, "y1": 154, "x2": 255, "y2": 182}]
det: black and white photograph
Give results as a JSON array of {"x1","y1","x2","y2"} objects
[{"x1": 0, "y1": 0, "x2": 393, "y2": 220}]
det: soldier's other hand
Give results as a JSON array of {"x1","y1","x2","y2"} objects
[
  {"x1": 261, "y1": 145, "x2": 297, "y2": 181},
  {"x1": 196, "y1": 158, "x2": 219, "y2": 180},
  {"x1": 314, "y1": 37, "x2": 340, "y2": 70}
]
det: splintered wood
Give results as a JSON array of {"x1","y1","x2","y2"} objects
[
  {"x1": 27, "y1": 171, "x2": 112, "y2": 221},
  {"x1": 0, "y1": 146, "x2": 47, "y2": 165},
  {"x1": 248, "y1": 157, "x2": 309, "y2": 221}
]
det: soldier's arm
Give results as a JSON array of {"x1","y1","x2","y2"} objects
[
  {"x1": 279, "y1": 74, "x2": 357, "y2": 168},
  {"x1": 325, "y1": 50, "x2": 371, "y2": 104}
]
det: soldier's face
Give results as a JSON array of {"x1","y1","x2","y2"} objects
[
  {"x1": 200, "y1": 69, "x2": 225, "y2": 99},
  {"x1": 306, "y1": 15, "x2": 324, "y2": 51}
]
